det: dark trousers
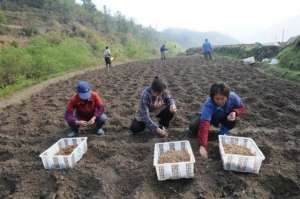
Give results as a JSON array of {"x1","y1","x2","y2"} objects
[
  {"x1": 204, "y1": 52, "x2": 212, "y2": 60},
  {"x1": 130, "y1": 106, "x2": 174, "y2": 133},
  {"x1": 105, "y1": 57, "x2": 111, "y2": 68},
  {"x1": 68, "y1": 114, "x2": 107, "y2": 133},
  {"x1": 189, "y1": 112, "x2": 235, "y2": 136},
  {"x1": 161, "y1": 52, "x2": 166, "y2": 60},
  {"x1": 210, "y1": 109, "x2": 235, "y2": 130}
]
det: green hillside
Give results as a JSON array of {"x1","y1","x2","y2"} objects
[{"x1": 0, "y1": 0, "x2": 183, "y2": 96}]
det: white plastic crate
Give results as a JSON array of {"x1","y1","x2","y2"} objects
[
  {"x1": 39, "y1": 137, "x2": 87, "y2": 169},
  {"x1": 153, "y1": 140, "x2": 196, "y2": 181},
  {"x1": 219, "y1": 135, "x2": 265, "y2": 173}
]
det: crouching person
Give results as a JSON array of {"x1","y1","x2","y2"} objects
[
  {"x1": 191, "y1": 83, "x2": 245, "y2": 159},
  {"x1": 130, "y1": 76, "x2": 177, "y2": 137},
  {"x1": 65, "y1": 80, "x2": 107, "y2": 137}
]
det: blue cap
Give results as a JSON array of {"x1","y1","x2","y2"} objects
[{"x1": 76, "y1": 81, "x2": 91, "y2": 100}]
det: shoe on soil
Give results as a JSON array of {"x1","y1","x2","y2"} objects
[
  {"x1": 159, "y1": 125, "x2": 167, "y2": 130},
  {"x1": 96, "y1": 128, "x2": 105, "y2": 136},
  {"x1": 68, "y1": 131, "x2": 78, "y2": 137}
]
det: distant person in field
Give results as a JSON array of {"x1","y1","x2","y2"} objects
[
  {"x1": 202, "y1": 38, "x2": 213, "y2": 60},
  {"x1": 188, "y1": 83, "x2": 245, "y2": 159},
  {"x1": 160, "y1": 44, "x2": 168, "y2": 61},
  {"x1": 65, "y1": 81, "x2": 107, "y2": 137},
  {"x1": 103, "y1": 46, "x2": 112, "y2": 70},
  {"x1": 130, "y1": 76, "x2": 177, "y2": 137}
]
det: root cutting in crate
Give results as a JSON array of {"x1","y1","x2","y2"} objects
[
  {"x1": 56, "y1": 144, "x2": 78, "y2": 155},
  {"x1": 223, "y1": 144, "x2": 254, "y2": 156},
  {"x1": 159, "y1": 150, "x2": 190, "y2": 164}
]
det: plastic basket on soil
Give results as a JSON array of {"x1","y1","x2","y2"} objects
[
  {"x1": 153, "y1": 140, "x2": 195, "y2": 181},
  {"x1": 39, "y1": 137, "x2": 87, "y2": 169},
  {"x1": 219, "y1": 135, "x2": 265, "y2": 173}
]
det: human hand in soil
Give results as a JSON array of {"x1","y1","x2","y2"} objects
[
  {"x1": 156, "y1": 127, "x2": 168, "y2": 138},
  {"x1": 76, "y1": 120, "x2": 88, "y2": 127},
  {"x1": 199, "y1": 146, "x2": 208, "y2": 159},
  {"x1": 170, "y1": 104, "x2": 177, "y2": 113},
  {"x1": 87, "y1": 116, "x2": 96, "y2": 126},
  {"x1": 227, "y1": 112, "x2": 236, "y2": 121}
]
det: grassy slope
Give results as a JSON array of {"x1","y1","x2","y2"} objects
[
  {"x1": 260, "y1": 63, "x2": 300, "y2": 82},
  {"x1": 265, "y1": 37, "x2": 300, "y2": 82},
  {"x1": 0, "y1": 4, "x2": 183, "y2": 97}
]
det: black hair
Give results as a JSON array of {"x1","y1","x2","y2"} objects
[
  {"x1": 151, "y1": 76, "x2": 167, "y2": 93},
  {"x1": 210, "y1": 82, "x2": 230, "y2": 99},
  {"x1": 105, "y1": 46, "x2": 109, "y2": 49}
]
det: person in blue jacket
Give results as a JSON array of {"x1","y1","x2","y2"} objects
[
  {"x1": 202, "y1": 38, "x2": 213, "y2": 60},
  {"x1": 188, "y1": 83, "x2": 246, "y2": 159},
  {"x1": 160, "y1": 44, "x2": 168, "y2": 61}
]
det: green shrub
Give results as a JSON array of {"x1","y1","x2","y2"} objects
[
  {"x1": 20, "y1": 27, "x2": 38, "y2": 37},
  {"x1": 0, "y1": 10, "x2": 6, "y2": 24},
  {"x1": 0, "y1": 34, "x2": 98, "y2": 89},
  {"x1": 278, "y1": 36, "x2": 300, "y2": 71},
  {"x1": 10, "y1": 41, "x2": 19, "y2": 48},
  {"x1": 0, "y1": 47, "x2": 32, "y2": 87},
  {"x1": 165, "y1": 41, "x2": 184, "y2": 56},
  {"x1": 45, "y1": 31, "x2": 66, "y2": 45}
]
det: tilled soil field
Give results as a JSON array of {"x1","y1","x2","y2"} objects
[{"x1": 0, "y1": 56, "x2": 299, "y2": 198}]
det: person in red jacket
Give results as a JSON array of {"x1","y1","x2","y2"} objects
[
  {"x1": 196, "y1": 83, "x2": 245, "y2": 159},
  {"x1": 65, "y1": 80, "x2": 107, "y2": 137}
]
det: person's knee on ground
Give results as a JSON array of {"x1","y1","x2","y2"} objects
[
  {"x1": 94, "y1": 114, "x2": 107, "y2": 136},
  {"x1": 157, "y1": 105, "x2": 175, "y2": 128},
  {"x1": 130, "y1": 118, "x2": 146, "y2": 134},
  {"x1": 188, "y1": 114, "x2": 201, "y2": 137},
  {"x1": 219, "y1": 119, "x2": 236, "y2": 135},
  {"x1": 95, "y1": 114, "x2": 107, "y2": 129},
  {"x1": 67, "y1": 122, "x2": 79, "y2": 137},
  {"x1": 219, "y1": 126, "x2": 230, "y2": 135}
]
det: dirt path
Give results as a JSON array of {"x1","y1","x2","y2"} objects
[{"x1": 0, "y1": 56, "x2": 299, "y2": 198}]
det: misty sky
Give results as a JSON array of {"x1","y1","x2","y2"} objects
[{"x1": 88, "y1": 0, "x2": 300, "y2": 43}]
